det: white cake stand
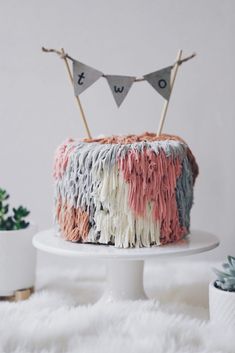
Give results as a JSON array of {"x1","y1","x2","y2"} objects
[{"x1": 33, "y1": 230, "x2": 219, "y2": 302}]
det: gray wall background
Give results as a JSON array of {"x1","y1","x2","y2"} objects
[{"x1": 0, "y1": 0, "x2": 234, "y2": 260}]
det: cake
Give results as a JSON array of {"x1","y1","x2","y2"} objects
[{"x1": 53, "y1": 132, "x2": 198, "y2": 248}]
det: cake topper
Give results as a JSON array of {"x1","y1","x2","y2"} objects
[{"x1": 42, "y1": 47, "x2": 195, "y2": 138}]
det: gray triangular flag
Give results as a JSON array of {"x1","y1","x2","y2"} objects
[
  {"x1": 106, "y1": 75, "x2": 136, "y2": 107},
  {"x1": 72, "y1": 60, "x2": 103, "y2": 96},
  {"x1": 144, "y1": 66, "x2": 172, "y2": 100}
]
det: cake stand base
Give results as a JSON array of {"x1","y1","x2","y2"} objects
[
  {"x1": 100, "y1": 260, "x2": 147, "y2": 302},
  {"x1": 33, "y1": 229, "x2": 219, "y2": 302}
]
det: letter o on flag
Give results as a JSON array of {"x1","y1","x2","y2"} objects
[{"x1": 158, "y1": 79, "x2": 167, "y2": 89}]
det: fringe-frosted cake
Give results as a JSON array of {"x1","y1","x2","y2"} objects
[{"x1": 53, "y1": 132, "x2": 198, "y2": 248}]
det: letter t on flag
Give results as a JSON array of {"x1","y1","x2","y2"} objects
[
  {"x1": 144, "y1": 66, "x2": 172, "y2": 100},
  {"x1": 106, "y1": 75, "x2": 136, "y2": 107},
  {"x1": 72, "y1": 60, "x2": 103, "y2": 96}
]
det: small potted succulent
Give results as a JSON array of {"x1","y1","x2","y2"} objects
[
  {"x1": 209, "y1": 255, "x2": 235, "y2": 327},
  {"x1": 0, "y1": 188, "x2": 37, "y2": 300}
]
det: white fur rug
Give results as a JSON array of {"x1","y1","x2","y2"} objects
[{"x1": 0, "y1": 260, "x2": 234, "y2": 353}]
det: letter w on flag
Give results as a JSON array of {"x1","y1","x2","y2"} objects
[{"x1": 106, "y1": 75, "x2": 136, "y2": 107}]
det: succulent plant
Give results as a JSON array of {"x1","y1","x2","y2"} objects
[
  {"x1": 213, "y1": 256, "x2": 235, "y2": 292},
  {"x1": 0, "y1": 188, "x2": 30, "y2": 231}
]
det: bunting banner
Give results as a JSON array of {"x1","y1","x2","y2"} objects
[
  {"x1": 106, "y1": 75, "x2": 136, "y2": 107},
  {"x1": 72, "y1": 60, "x2": 103, "y2": 96},
  {"x1": 72, "y1": 60, "x2": 174, "y2": 106},
  {"x1": 144, "y1": 66, "x2": 172, "y2": 100},
  {"x1": 42, "y1": 46, "x2": 195, "y2": 138}
]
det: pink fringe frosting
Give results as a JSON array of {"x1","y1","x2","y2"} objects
[{"x1": 118, "y1": 148, "x2": 186, "y2": 243}]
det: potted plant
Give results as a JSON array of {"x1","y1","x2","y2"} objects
[
  {"x1": 209, "y1": 255, "x2": 235, "y2": 327},
  {"x1": 0, "y1": 188, "x2": 37, "y2": 300}
]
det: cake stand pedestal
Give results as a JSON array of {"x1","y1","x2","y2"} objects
[{"x1": 33, "y1": 230, "x2": 219, "y2": 302}]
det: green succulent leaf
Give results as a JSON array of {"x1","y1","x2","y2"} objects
[
  {"x1": 4, "y1": 217, "x2": 14, "y2": 230},
  {"x1": 228, "y1": 255, "x2": 235, "y2": 267},
  {"x1": 228, "y1": 269, "x2": 235, "y2": 276},
  {"x1": 0, "y1": 189, "x2": 9, "y2": 202},
  {"x1": 0, "y1": 188, "x2": 30, "y2": 231},
  {"x1": 213, "y1": 268, "x2": 230, "y2": 278},
  {"x1": 13, "y1": 206, "x2": 30, "y2": 220},
  {"x1": 225, "y1": 278, "x2": 235, "y2": 285},
  {"x1": 222, "y1": 263, "x2": 230, "y2": 269},
  {"x1": 213, "y1": 255, "x2": 235, "y2": 292},
  {"x1": 3, "y1": 205, "x2": 9, "y2": 215}
]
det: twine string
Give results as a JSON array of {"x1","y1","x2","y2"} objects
[{"x1": 42, "y1": 47, "x2": 196, "y2": 82}]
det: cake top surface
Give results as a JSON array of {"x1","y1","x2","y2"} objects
[{"x1": 82, "y1": 132, "x2": 186, "y2": 145}]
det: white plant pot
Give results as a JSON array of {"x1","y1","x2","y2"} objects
[
  {"x1": 0, "y1": 223, "x2": 37, "y2": 296},
  {"x1": 209, "y1": 281, "x2": 235, "y2": 327}
]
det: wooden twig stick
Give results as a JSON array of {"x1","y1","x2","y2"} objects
[
  {"x1": 157, "y1": 50, "x2": 183, "y2": 136},
  {"x1": 60, "y1": 48, "x2": 92, "y2": 139},
  {"x1": 177, "y1": 52, "x2": 196, "y2": 66},
  {"x1": 42, "y1": 47, "x2": 75, "y2": 62},
  {"x1": 42, "y1": 46, "x2": 92, "y2": 138}
]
